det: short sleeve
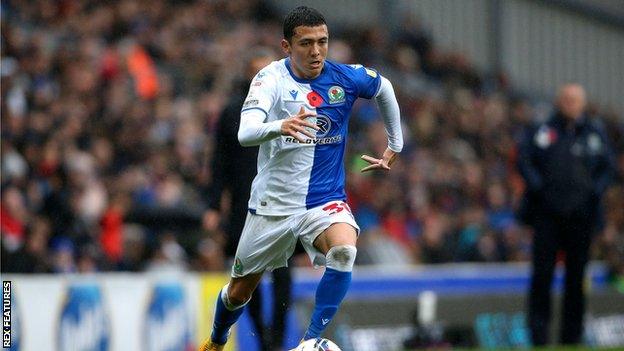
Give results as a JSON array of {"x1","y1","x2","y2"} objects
[
  {"x1": 241, "y1": 67, "x2": 278, "y2": 119},
  {"x1": 347, "y1": 64, "x2": 382, "y2": 99}
]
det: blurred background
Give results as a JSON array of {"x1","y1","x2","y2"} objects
[{"x1": 1, "y1": 0, "x2": 623, "y2": 350}]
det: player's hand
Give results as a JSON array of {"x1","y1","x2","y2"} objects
[
  {"x1": 360, "y1": 147, "x2": 398, "y2": 172},
  {"x1": 281, "y1": 106, "x2": 319, "y2": 143}
]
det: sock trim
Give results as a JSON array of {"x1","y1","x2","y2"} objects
[{"x1": 221, "y1": 283, "x2": 250, "y2": 311}]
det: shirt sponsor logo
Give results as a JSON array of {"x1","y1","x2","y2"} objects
[
  {"x1": 328, "y1": 86, "x2": 345, "y2": 104},
  {"x1": 313, "y1": 115, "x2": 331, "y2": 137},
  {"x1": 284, "y1": 135, "x2": 342, "y2": 145}
]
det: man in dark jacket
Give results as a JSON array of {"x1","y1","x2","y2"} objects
[
  {"x1": 517, "y1": 83, "x2": 616, "y2": 345},
  {"x1": 204, "y1": 48, "x2": 292, "y2": 351}
]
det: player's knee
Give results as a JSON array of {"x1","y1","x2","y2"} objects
[{"x1": 326, "y1": 245, "x2": 357, "y2": 272}]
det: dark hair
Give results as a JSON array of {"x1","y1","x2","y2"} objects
[{"x1": 283, "y1": 6, "x2": 326, "y2": 41}]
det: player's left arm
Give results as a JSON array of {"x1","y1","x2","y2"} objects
[{"x1": 361, "y1": 76, "x2": 404, "y2": 172}]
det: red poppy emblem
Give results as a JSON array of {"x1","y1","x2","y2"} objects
[{"x1": 307, "y1": 91, "x2": 323, "y2": 107}]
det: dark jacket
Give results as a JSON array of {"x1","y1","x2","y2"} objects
[
  {"x1": 207, "y1": 80, "x2": 259, "y2": 216},
  {"x1": 517, "y1": 111, "x2": 616, "y2": 226}
]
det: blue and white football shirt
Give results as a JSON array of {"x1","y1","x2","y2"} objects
[{"x1": 241, "y1": 58, "x2": 381, "y2": 216}]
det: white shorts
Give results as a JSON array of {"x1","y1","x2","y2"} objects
[{"x1": 231, "y1": 200, "x2": 359, "y2": 277}]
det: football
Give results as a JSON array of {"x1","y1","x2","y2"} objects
[{"x1": 294, "y1": 338, "x2": 342, "y2": 351}]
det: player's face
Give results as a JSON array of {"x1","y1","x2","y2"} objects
[{"x1": 282, "y1": 25, "x2": 328, "y2": 79}]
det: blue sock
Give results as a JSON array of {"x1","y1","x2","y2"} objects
[
  {"x1": 304, "y1": 268, "x2": 352, "y2": 339},
  {"x1": 211, "y1": 287, "x2": 246, "y2": 344}
]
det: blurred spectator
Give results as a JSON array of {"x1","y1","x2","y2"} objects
[
  {"x1": 1, "y1": 216, "x2": 51, "y2": 273},
  {"x1": 117, "y1": 224, "x2": 148, "y2": 271},
  {"x1": 1, "y1": 186, "x2": 28, "y2": 252},
  {"x1": 99, "y1": 192, "x2": 130, "y2": 265},
  {"x1": 517, "y1": 84, "x2": 616, "y2": 346},
  {"x1": 599, "y1": 186, "x2": 624, "y2": 292},
  {"x1": 145, "y1": 232, "x2": 187, "y2": 273},
  {"x1": 50, "y1": 237, "x2": 77, "y2": 273}
]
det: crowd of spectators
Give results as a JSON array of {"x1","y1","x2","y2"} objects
[{"x1": 2, "y1": 0, "x2": 623, "y2": 285}]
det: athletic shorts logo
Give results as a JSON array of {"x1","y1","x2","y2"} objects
[
  {"x1": 328, "y1": 86, "x2": 345, "y2": 104},
  {"x1": 233, "y1": 258, "x2": 243, "y2": 275}
]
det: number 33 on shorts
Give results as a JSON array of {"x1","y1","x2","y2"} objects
[{"x1": 322, "y1": 201, "x2": 352, "y2": 215}]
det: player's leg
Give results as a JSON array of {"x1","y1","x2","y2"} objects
[
  {"x1": 208, "y1": 208, "x2": 264, "y2": 349},
  {"x1": 209, "y1": 273, "x2": 264, "y2": 346},
  {"x1": 203, "y1": 212, "x2": 295, "y2": 350},
  {"x1": 303, "y1": 222, "x2": 357, "y2": 340}
]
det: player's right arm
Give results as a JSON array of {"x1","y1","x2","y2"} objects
[
  {"x1": 237, "y1": 68, "x2": 318, "y2": 146},
  {"x1": 238, "y1": 107, "x2": 318, "y2": 146}
]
